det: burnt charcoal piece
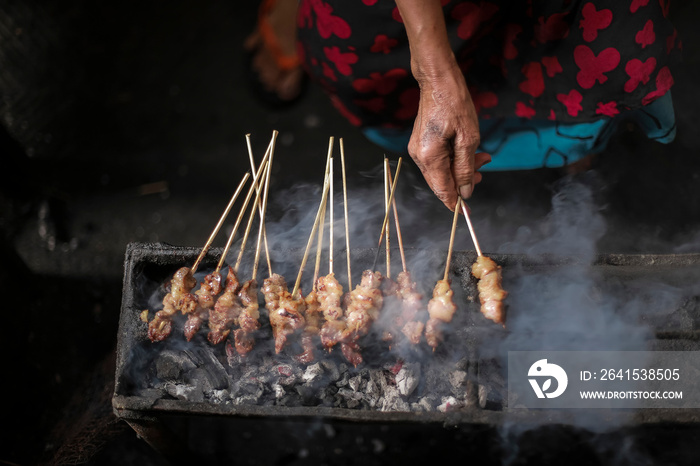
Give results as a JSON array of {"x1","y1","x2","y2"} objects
[
  {"x1": 396, "y1": 362, "x2": 421, "y2": 397},
  {"x1": 155, "y1": 350, "x2": 196, "y2": 381}
]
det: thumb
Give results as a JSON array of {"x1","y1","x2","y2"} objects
[{"x1": 452, "y1": 139, "x2": 476, "y2": 199}]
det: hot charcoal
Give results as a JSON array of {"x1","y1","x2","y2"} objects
[{"x1": 115, "y1": 244, "x2": 700, "y2": 426}]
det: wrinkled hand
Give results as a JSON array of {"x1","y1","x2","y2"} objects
[{"x1": 408, "y1": 73, "x2": 491, "y2": 211}]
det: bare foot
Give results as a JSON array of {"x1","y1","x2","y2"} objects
[{"x1": 245, "y1": 0, "x2": 304, "y2": 102}]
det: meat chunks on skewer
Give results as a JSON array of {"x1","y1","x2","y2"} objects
[
  {"x1": 471, "y1": 255, "x2": 507, "y2": 325},
  {"x1": 425, "y1": 279, "x2": 457, "y2": 349},
  {"x1": 207, "y1": 267, "x2": 242, "y2": 345},
  {"x1": 184, "y1": 271, "x2": 223, "y2": 341},
  {"x1": 296, "y1": 290, "x2": 323, "y2": 363},
  {"x1": 340, "y1": 270, "x2": 384, "y2": 366},
  {"x1": 317, "y1": 273, "x2": 345, "y2": 349},
  {"x1": 396, "y1": 271, "x2": 426, "y2": 345},
  {"x1": 264, "y1": 274, "x2": 306, "y2": 354},
  {"x1": 233, "y1": 279, "x2": 261, "y2": 356},
  {"x1": 148, "y1": 267, "x2": 197, "y2": 342}
]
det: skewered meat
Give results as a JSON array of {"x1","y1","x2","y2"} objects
[
  {"x1": 317, "y1": 273, "x2": 345, "y2": 349},
  {"x1": 339, "y1": 270, "x2": 384, "y2": 366},
  {"x1": 317, "y1": 273, "x2": 344, "y2": 321},
  {"x1": 471, "y1": 255, "x2": 507, "y2": 325},
  {"x1": 425, "y1": 279, "x2": 457, "y2": 349},
  {"x1": 270, "y1": 291, "x2": 306, "y2": 353},
  {"x1": 184, "y1": 271, "x2": 223, "y2": 341},
  {"x1": 264, "y1": 274, "x2": 305, "y2": 353},
  {"x1": 207, "y1": 267, "x2": 242, "y2": 345},
  {"x1": 262, "y1": 273, "x2": 287, "y2": 313},
  {"x1": 233, "y1": 279, "x2": 261, "y2": 356},
  {"x1": 397, "y1": 271, "x2": 426, "y2": 345},
  {"x1": 296, "y1": 290, "x2": 323, "y2": 363},
  {"x1": 343, "y1": 270, "x2": 384, "y2": 337},
  {"x1": 148, "y1": 267, "x2": 197, "y2": 342}
]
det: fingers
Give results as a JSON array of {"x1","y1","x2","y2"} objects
[{"x1": 474, "y1": 152, "x2": 492, "y2": 171}]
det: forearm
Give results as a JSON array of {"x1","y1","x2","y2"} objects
[{"x1": 394, "y1": 0, "x2": 460, "y2": 85}]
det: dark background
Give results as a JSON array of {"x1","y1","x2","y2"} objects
[{"x1": 1, "y1": 1, "x2": 700, "y2": 465}]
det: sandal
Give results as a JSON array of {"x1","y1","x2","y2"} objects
[{"x1": 245, "y1": 0, "x2": 308, "y2": 109}]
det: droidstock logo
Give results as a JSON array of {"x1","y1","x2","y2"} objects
[{"x1": 528, "y1": 359, "x2": 568, "y2": 399}]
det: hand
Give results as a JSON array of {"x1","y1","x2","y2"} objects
[{"x1": 408, "y1": 72, "x2": 491, "y2": 210}]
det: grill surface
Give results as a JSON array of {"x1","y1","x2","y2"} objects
[{"x1": 113, "y1": 242, "x2": 700, "y2": 462}]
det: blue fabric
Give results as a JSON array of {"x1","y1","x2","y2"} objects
[{"x1": 362, "y1": 91, "x2": 676, "y2": 171}]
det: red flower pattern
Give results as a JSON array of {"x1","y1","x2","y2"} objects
[
  {"x1": 370, "y1": 35, "x2": 399, "y2": 54},
  {"x1": 557, "y1": 90, "x2": 583, "y2": 117},
  {"x1": 451, "y1": 1, "x2": 499, "y2": 41},
  {"x1": 642, "y1": 66, "x2": 674, "y2": 105},
  {"x1": 541, "y1": 56, "x2": 563, "y2": 77},
  {"x1": 624, "y1": 57, "x2": 656, "y2": 93},
  {"x1": 596, "y1": 101, "x2": 620, "y2": 117},
  {"x1": 323, "y1": 46, "x2": 358, "y2": 76},
  {"x1": 574, "y1": 45, "x2": 620, "y2": 89},
  {"x1": 630, "y1": 0, "x2": 650, "y2": 14},
  {"x1": 534, "y1": 12, "x2": 570, "y2": 44},
  {"x1": 515, "y1": 101, "x2": 536, "y2": 119},
  {"x1": 395, "y1": 88, "x2": 420, "y2": 121},
  {"x1": 666, "y1": 28, "x2": 677, "y2": 54},
  {"x1": 312, "y1": 0, "x2": 351, "y2": 39},
  {"x1": 579, "y1": 3, "x2": 613, "y2": 43},
  {"x1": 519, "y1": 62, "x2": 545, "y2": 98},
  {"x1": 330, "y1": 95, "x2": 361, "y2": 126},
  {"x1": 503, "y1": 24, "x2": 522, "y2": 60},
  {"x1": 296, "y1": 0, "x2": 678, "y2": 125},
  {"x1": 635, "y1": 20, "x2": 655, "y2": 49},
  {"x1": 472, "y1": 91, "x2": 499, "y2": 114},
  {"x1": 352, "y1": 69, "x2": 408, "y2": 95}
]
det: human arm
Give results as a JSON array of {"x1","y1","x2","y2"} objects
[{"x1": 394, "y1": 0, "x2": 491, "y2": 210}]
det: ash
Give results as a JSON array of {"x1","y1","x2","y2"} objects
[{"x1": 127, "y1": 316, "x2": 486, "y2": 413}]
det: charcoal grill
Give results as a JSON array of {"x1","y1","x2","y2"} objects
[{"x1": 113, "y1": 242, "x2": 700, "y2": 464}]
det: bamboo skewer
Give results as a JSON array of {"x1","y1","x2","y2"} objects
[
  {"x1": 246, "y1": 132, "x2": 275, "y2": 274},
  {"x1": 339, "y1": 138, "x2": 352, "y2": 291},
  {"x1": 444, "y1": 197, "x2": 462, "y2": 282},
  {"x1": 192, "y1": 172, "x2": 251, "y2": 273},
  {"x1": 383, "y1": 158, "x2": 391, "y2": 279},
  {"x1": 371, "y1": 157, "x2": 403, "y2": 271},
  {"x1": 386, "y1": 164, "x2": 407, "y2": 273},
  {"x1": 460, "y1": 201, "x2": 483, "y2": 257},
  {"x1": 252, "y1": 142, "x2": 274, "y2": 281},
  {"x1": 292, "y1": 137, "x2": 334, "y2": 298},
  {"x1": 234, "y1": 158, "x2": 272, "y2": 272},
  {"x1": 216, "y1": 158, "x2": 270, "y2": 273},
  {"x1": 313, "y1": 181, "x2": 328, "y2": 288},
  {"x1": 329, "y1": 157, "x2": 334, "y2": 276}
]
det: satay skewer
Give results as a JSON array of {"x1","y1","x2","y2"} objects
[
  {"x1": 234, "y1": 158, "x2": 272, "y2": 272},
  {"x1": 191, "y1": 172, "x2": 251, "y2": 274},
  {"x1": 383, "y1": 158, "x2": 391, "y2": 279},
  {"x1": 252, "y1": 137, "x2": 274, "y2": 281},
  {"x1": 292, "y1": 137, "x2": 334, "y2": 298},
  {"x1": 371, "y1": 157, "x2": 402, "y2": 271},
  {"x1": 444, "y1": 197, "x2": 462, "y2": 281},
  {"x1": 460, "y1": 201, "x2": 483, "y2": 257},
  {"x1": 339, "y1": 138, "x2": 352, "y2": 290},
  {"x1": 313, "y1": 195, "x2": 327, "y2": 287},
  {"x1": 216, "y1": 156, "x2": 270, "y2": 273},
  {"x1": 386, "y1": 164, "x2": 407, "y2": 274},
  {"x1": 329, "y1": 157, "x2": 335, "y2": 276},
  {"x1": 246, "y1": 133, "x2": 274, "y2": 274}
]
